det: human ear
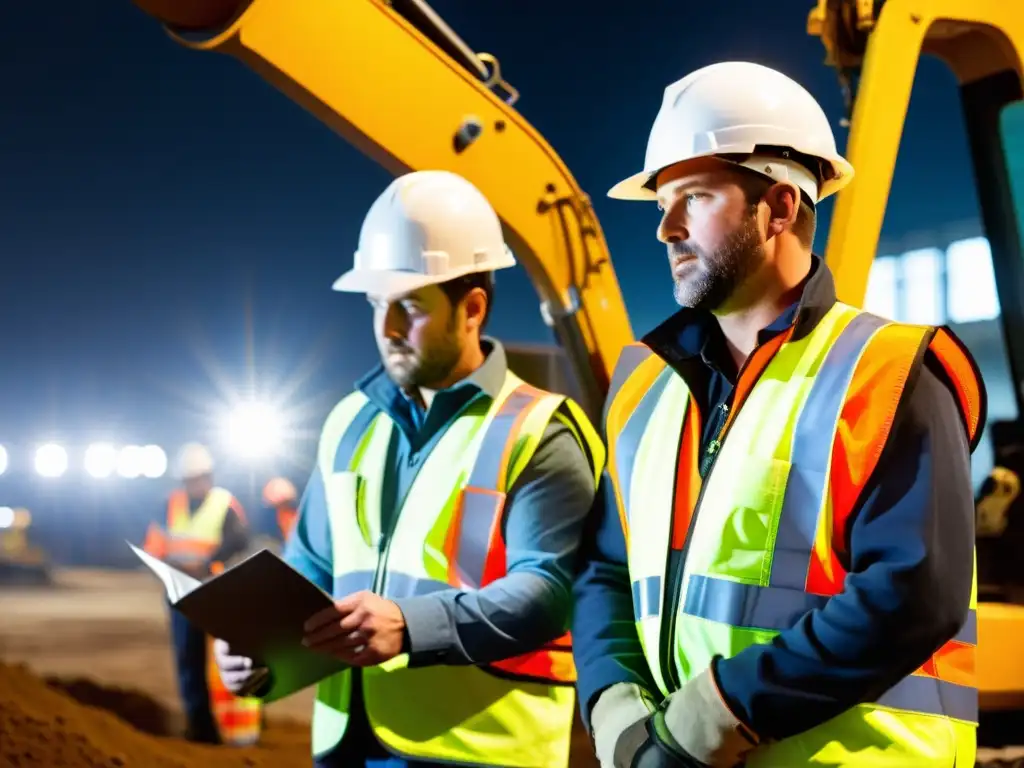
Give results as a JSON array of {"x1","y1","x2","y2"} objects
[
  {"x1": 764, "y1": 183, "x2": 800, "y2": 239},
  {"x1": 463, "y1": 287, "x2": 488, "y2": 332}
]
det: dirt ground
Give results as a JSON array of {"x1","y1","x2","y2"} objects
[
  {"x1": 0, "y1": 567, "x2": 316, "y2": 724},
  {"x1": 0, "y1": 568, "x2": 314, "y2": 767},
  {"x1": 0, "y1": 567, "x2": 599, "y2": 768}
]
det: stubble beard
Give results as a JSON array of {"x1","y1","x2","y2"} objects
[{"x1": 672, "y1": 214, "x2": 766, "y2": 312}]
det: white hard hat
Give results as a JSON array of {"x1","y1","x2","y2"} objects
[
  {"x1": 333, "y1": 170, "x2": 516, "y2": 301},
  {"x1": 262, "y1": 476, "x2": 297, "y2": 506},
  {"x1": 177, "y1": 442, "x2": 214, "y2": 479},
  {"x1": 609, "y1": 61, "x2": 854, "y2": 204}
]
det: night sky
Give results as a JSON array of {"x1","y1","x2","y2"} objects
[{"x1": 0, "y1": 2, "x2": 978, "y2": 478}]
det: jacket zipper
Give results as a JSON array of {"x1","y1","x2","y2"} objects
[{"x1": 658, "y1": 345, "x2": 765, "y2": 692}]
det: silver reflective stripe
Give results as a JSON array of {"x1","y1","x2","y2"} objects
[
  {"x1": 770, "y1": 313, "x2": 887, "y2": 590},
  {"x1": 450, "y1": 489, "x2": 504, "y2": 590},
  {"x1": 876, "y1": 674, "x2": 977, "y2": 723},
  {"x1": 681, "y1": 574, "x2": 979, "y2": 723},
  {"x1": 631, "y1": 575, "x2": 661, "y2": 621},
  {"x1": 465, "y1": 386, "x2": 543, "y2": 490},
  {"x1": 451, "y1": 384, "x2": 544, "y2": 589}
]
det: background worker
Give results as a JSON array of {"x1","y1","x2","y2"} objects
[
  {"x1": 262, "y1": 476, "x2": 299, "y2": 541},
  {"x1": 142, "y1": 442, "x2": 251, "y2": 744},
  {"x1": 572, "y1": 61, "x2": 984, "y2": 767},
  {"x1": 213, "y1": 170, "x2": 605, "y2": 768}
]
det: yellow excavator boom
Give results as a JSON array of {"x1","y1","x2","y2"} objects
[{"x1": 130, "y1": 0, "x2": 633, "y2": 420}]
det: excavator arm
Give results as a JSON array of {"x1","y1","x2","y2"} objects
[
  {"x1": 809, "y1": 0, "x2": 1024, "y2": 712},
  {"x1": 129, "y1": 0, "x2": 633, "y2": 420}
]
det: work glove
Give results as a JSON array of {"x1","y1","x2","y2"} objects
[
  {"x1": 213, "y1": 638, "x2": 271, "y2": 697},
  {"x1": 590, "y1": 682, "x2": 656, "y2": 767},
  {"x1": 611, "y1": 665, "x2": 759, "y2": 768}
]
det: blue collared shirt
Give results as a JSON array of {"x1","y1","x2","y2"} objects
[{"x1": 282, "y1": 338, "x2": 598, "y2": 762}]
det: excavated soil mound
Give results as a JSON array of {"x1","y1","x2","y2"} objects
[
  {"x1": 43, "y1": 676, "x2": 175, "y2": 737},
  {"x1": 0, "y1": 661, "x2": 310, "y2": 767}
]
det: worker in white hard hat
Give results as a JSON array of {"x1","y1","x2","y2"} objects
[
  {"x1": 213, "y1": 170, "x2": 606, "y2": 768},
  {"x1": 143, "y1": 441, "x2": 255, "y2": 745},
  {"x1": 572, "y1": 61, "x2": 985, "y2": 767}
]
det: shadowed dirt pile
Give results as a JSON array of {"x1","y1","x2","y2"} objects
[{"x1": 0, "y1": 661, "x2": 309, "y2": 767}]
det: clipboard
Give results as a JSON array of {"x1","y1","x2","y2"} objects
[{"x1": 129, "y1": 542, "x2": 348, "y2": 703}]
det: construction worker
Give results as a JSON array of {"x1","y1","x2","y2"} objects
[
  {"x1": 143, "y1": 442, "x2": 253, "y2": 744},
  {"x1": 213, "y1": 170, "x2": 605, "y2": 768},
  {"x1": 571, "y1": 61, "x2": 985, "y2": 768},
  {"x1": 262, "y1": 476, "x2": 299, "y2": 540}
]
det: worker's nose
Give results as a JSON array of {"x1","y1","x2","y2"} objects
[
  {"x1": 657, "y1": 211, "x2": 687, "y2": 245},
  {"x1": 381, "y1": 303, "x2": 408, "y2": 340}
]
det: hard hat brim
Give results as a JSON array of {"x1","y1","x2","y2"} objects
[
  {"x1": 609, "y1": 153, "x2": 856, "y2": 204},
  {"x1": 332, "y1": 249, "x2": 516, "y2": 301},
  {"x1": 332, "y1": 268, "x2": 443, "y2": 300},
  {"x1": 607, "y1": 170, "x2": 657, "y2": 201}
]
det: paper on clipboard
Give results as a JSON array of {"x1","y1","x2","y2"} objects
[{"x1": 129, "y1": 542, "x2": 348, "y2": 702}]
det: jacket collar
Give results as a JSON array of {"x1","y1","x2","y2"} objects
[
  {"x1": 354, "y1": 336, "x2": 508, "y2": 426},
  {"x1": 641, "y1": 254, "x2": 837, "y2": 367}
]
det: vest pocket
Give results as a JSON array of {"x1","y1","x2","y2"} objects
[
  {"x1": 696, "y1": 455, "x2": 792, "y2": 583},
  {"x1": 325, "y1": 470, "x2": 373, "y2": 547}
]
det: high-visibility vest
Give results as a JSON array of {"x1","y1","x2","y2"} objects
[
  {"x1": 160, "y1": 487, "x2": 235, "y2": 566},
  {"x1": 604, "y1": 302, "x2": 984, "y2": 767},
  {"x1": 311, "y1": 369, "x2": 604, "y2": 767}
]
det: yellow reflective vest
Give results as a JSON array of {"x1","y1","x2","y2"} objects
[
  {"x1": 312, "y1": 369, "x2": 605, "y2": 767},
  {"x1": 605, "y1": 302, "x2": 984, "y2": 766},
  {"x1": 163, "y1": 486, "x2": 234, "y2": 565}
]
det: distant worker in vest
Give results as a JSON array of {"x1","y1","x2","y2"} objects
[
  {"x1": 212, "y1": 170, "x2": 605, "y2": 768},
  {"x1": 143, "y1": 442, "x2": 251, "y2": 744},
  {"x1": 571, "y1": 61, "x2": 986, "y2": 768},
  {"x1": 262, "y1": 476, "x2": 299, "y2": 541}
]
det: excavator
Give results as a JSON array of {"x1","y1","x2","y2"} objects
[{"x1": 124, "y1": 0, "x2": 1024, "y2": 761}]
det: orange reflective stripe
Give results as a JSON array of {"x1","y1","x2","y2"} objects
[
  {"x1": 913, "y1": 639, "x2": 976, "y2": 689},
  {"x1": 912, "y1": 609, "x2": 978, "y2": 690},
  {"x1": 490, "y1": 644, "x2": 576, "y2": 684},
  {"x1": 671, "y1": 397, "x2": 701, "y2": 550},
  {"x1": 928, "y1": 327, "x2": 986, "y2": 450},
  {"x1": 212, "y1": 706, "x2": 262, "y2": 727},
  {"x1": 606, "y1": 347, "x2": 669, "y2": 544},
  {"x1": 142, "y1": 523, "x2": 167, "y2": 558},
  {"x1": 165, "y1": 537, "x2": 219, "y2": 558},
  {"x1": 807, "y1": 323, "x2": 930, "y2": 595}
]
